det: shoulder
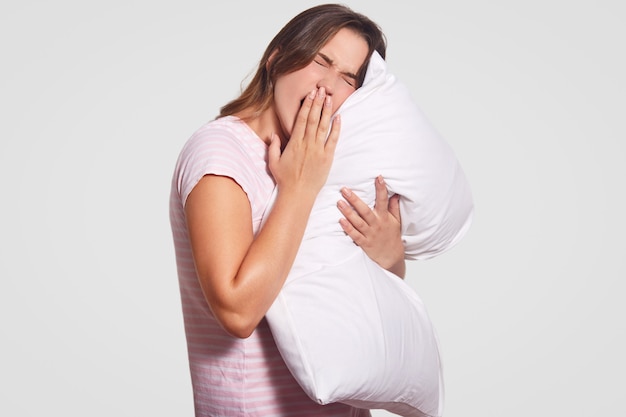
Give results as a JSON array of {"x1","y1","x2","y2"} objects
[
  {"x1": 172, "y1": 116, "x2": 271, "y2": 206},
  {"x1": 184, "y1": 116, "x2": 257, "y2": 154},
  {"x1": 174, "y1": 116, "x2": 267, "y2": 173}
]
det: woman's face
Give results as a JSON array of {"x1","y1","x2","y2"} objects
[{"x1": 272, "y1": 28, "x2": 369, "y2": 139}]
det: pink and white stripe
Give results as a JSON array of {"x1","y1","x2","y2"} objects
[{"x1": 169, "y1": 116, "x2": 370, "y2": 416}]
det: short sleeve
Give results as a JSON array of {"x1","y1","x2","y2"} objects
[{"x1": 171, "y1": 119, "x2": 271, "y2": 211}]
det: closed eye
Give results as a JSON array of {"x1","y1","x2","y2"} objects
[
  {"x1": 343, "y1": 77, "x2": 356, "y2": 88},
  {"x1": 314, "y1": 52, "x2": 358, "y2": 88}
]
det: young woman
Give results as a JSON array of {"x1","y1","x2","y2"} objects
[{"x1": 170, "y1": 4, "x2": 401, "y2": 416}]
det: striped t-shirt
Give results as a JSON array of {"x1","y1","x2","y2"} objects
[{"x1": 169, "y1": 116, "x2": 370, "y2": 416}]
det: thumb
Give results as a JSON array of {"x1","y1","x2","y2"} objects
[
  {"x1": 388, "y1": 194, "x2": 401, "y2": 222},
  {"x1": 267, "y1": 133, "x2": 281, "y2": 173}
]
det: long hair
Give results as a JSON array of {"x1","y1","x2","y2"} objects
[{"x1": 219, "y1": 4, "x2": 387, "y2": 119}]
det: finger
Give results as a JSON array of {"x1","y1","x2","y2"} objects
[
  {"x1": 305, "y1": 87, "x2": 326, "y2": 139},
  {"x1": 388, "y1": 194, "x2": 401, "y2": 222},
  {"x1": 290, "y1": 89, "x2": 317, "y2": 144},
  {"x1": 340, "y1": 188, "x2": 376, "y2": 226},
  {"x1": 373, "y1": 175, "x2": 390, "y2": 214},
  {"x1": 339, "y1": 218, "x2": 366, "y2": 246},
  {"x1": 337, "y1": 200, "x2": 369, "y2": 234},
  {"x1": 267, "y1": 133, "x2": 281, "y2": 173},
  {"x1": 337, "y1": 199, "x2": 368, "y2": 233},
  {"x1": 316, "y1": 93, "x2": 333, "y2": 143}
]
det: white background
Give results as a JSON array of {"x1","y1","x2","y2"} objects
[{"x1": 1, "y1": 1, "x2": 624, "y2": 416}]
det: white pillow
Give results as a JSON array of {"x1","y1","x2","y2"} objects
[{"x1": 264, "y1": 51, "x2": 473, "y2": 416}]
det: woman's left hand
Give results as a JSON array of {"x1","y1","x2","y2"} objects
[{"x1": 337, "y1": 175, "x2": 406, "y2": 278}]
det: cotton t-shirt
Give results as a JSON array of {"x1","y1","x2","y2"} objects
[{"x1": 169, "y1": 115, "x2": 370, "y2": 416}]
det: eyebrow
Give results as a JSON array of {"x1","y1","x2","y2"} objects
[{"x1": 317, "y1": 52, "x2": 359, "y2": 81}]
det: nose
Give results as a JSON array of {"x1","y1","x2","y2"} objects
[{"x1": 316, "y1": 74, "x2": 336, "y2": 97}]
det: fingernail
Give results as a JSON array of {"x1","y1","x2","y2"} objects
[
  {"x1": 309, "y1": 89, "x2": 317, "y2": 99},
  {"x1": 377, "y1": 175, "x2": 384, "y2": 184},
  {"x1": 341, "y1": 187, "x2": 352, "y2": 197},
  {"x1": 318, "y1": 87, "x2": 326, "y2": 98},
  {"x1": 325, "y1": 95, "x2": 332, "y2": 107}
]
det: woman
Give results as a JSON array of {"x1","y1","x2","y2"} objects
[{"x1": 170, "y1": 4, "x2": 401, "y2": 416}]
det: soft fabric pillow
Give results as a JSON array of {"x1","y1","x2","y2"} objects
[{"x1": 264, "y1": 52, "x2": 473, "y2": 417}]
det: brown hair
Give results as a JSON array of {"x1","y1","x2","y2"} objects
[{"x1": 219, "y1": 4, "x2": 386, "y2": 119}]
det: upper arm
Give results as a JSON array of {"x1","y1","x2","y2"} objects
[{"x1": 184, "y1": 174, "x2": 254, "y2": 312}]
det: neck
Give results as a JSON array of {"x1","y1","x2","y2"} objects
[{"x1": 235, "y1": 105, "x2": 284, "y2": 146}]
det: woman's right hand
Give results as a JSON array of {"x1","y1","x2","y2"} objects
[{"x1": 268, "y1": 87, "x2": 340, "y2": 197}]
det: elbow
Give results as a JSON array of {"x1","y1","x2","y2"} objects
[
  {"x1": 225, "y1": 323, "x2": 256, "y2": 339},
  {"x1": 216, "y1": 311, "x2": 258, "y2": 339},
  {"x1": 204, "y1": 288, "x2": 263, "y2": 338}
]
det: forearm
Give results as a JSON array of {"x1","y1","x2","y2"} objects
[
  {"x1": 186, "y1": 175, "x2": 318, "y2": 339},
  {"x1": 205, "y1": 191, "x2": 315, "y2": 337},
  {"x1": 229, "y1": 190, "x2": 316, "y2": 327}
]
